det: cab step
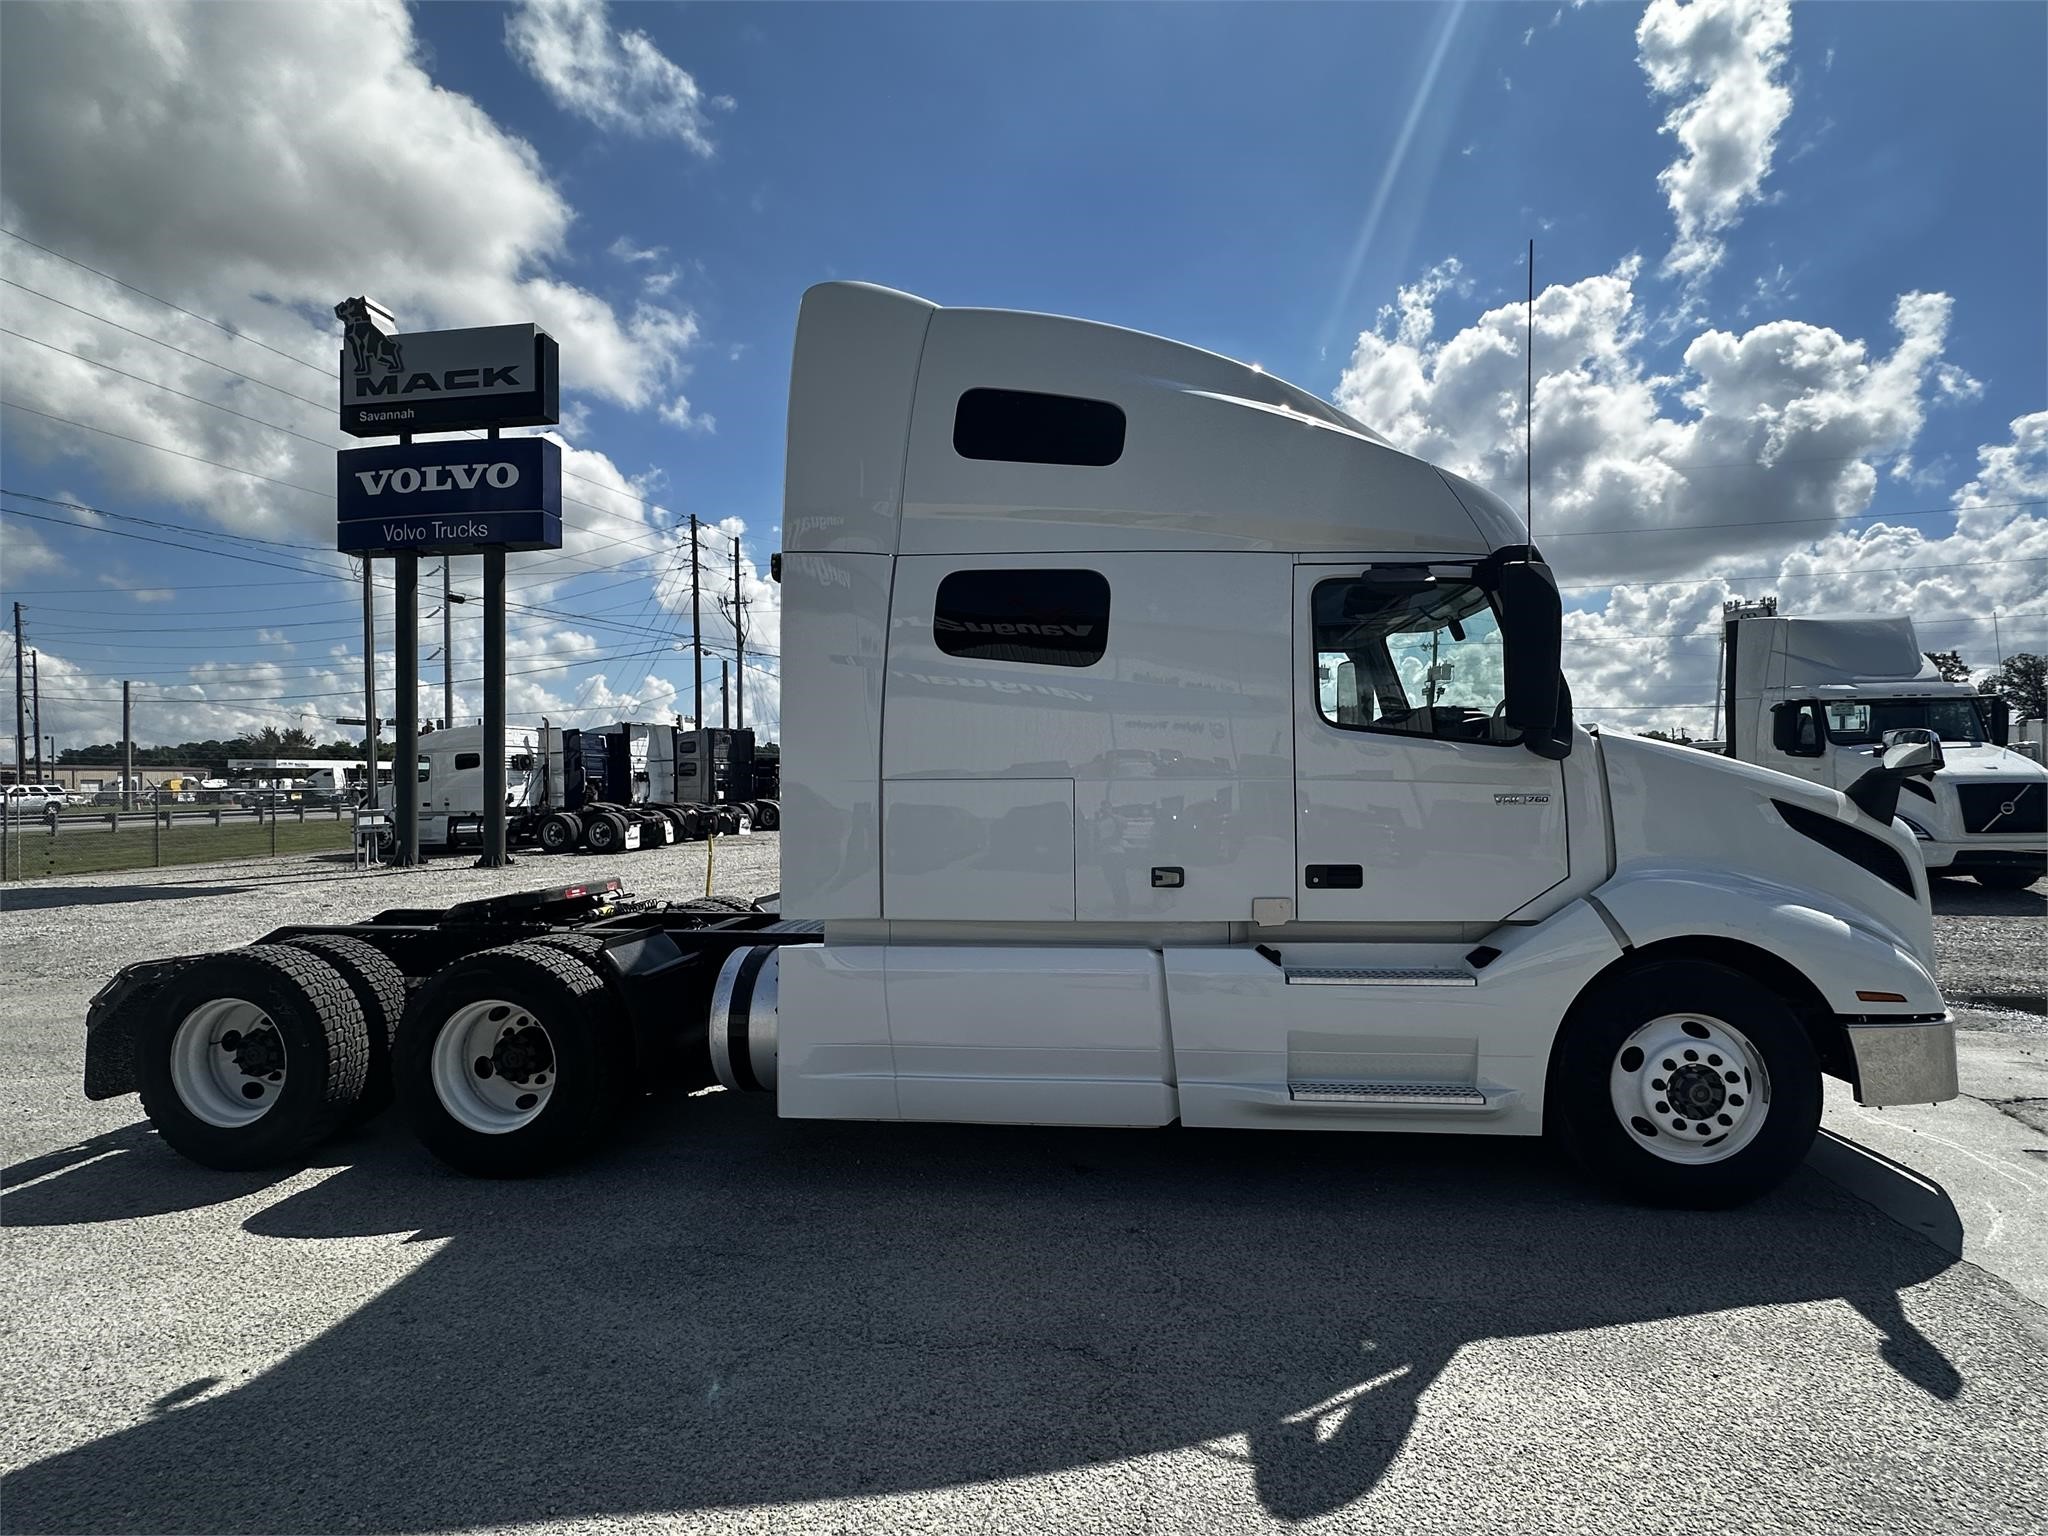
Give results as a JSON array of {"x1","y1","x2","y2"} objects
[
  {"x1": 1282, "y1": 966, "x2": 1475, "y2": 987},
  {"x1": 1287, "y1": 1081, "x2": 1506, "y2": 1110}
]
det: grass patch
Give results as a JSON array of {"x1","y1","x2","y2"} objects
[{"x1": 1, "y1": 817, "x2": 352, "y2": 881}]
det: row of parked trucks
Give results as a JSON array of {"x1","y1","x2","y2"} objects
[
  {"x1": 80, "y1": 281, "x2": 2040, "y2": 1211},
  {"x1": 383, "y1": 723, "x2": 781, "y2": 856}
]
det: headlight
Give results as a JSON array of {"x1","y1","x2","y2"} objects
[{"x1": 1899, "y1": 816, "x2": 1932, "y2": 841}]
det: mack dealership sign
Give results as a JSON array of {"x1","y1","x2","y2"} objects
[
  {"x1": 336, "y1": 300, "x2": 559, "y2": 437},
  {"x1": 336, "y1": 438, "x2": 563, "y2": 555}
]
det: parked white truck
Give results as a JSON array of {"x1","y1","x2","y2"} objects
[
  {"x1": 381, "y1": 722, "x2": 775, "y2": 855},
  {"x1": 82, "y1": 283, "x2": 1958, "y2": 1207},
  {"x1": 1722, "y1": 611, "x2": 2047, "y2": 890}
]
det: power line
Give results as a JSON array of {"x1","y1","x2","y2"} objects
[
  {"x1": 1, "y1": 327, "x2": 340, "y2": 451},
  {"x1": 0, "y1": 275, "x2": 335, "y2": 414},
  {"x1": 1, "y1": 226, "x2": 331, "y2": 378},
  {"x1": 0, "y1": 399, "x2": 333, "y2": 499}
]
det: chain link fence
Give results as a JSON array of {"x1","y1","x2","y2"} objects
[{"x1": 0, "y1": 799, "x2": 352, "y2": 882}]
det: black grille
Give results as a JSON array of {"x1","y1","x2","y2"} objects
[{"x1": 1957, "y1": 782, "x2": 2045, "y2": 835}]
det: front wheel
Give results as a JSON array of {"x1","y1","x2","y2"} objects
[{"x1": 1553, "y1": 960, "x2": 1820, "y2": 1208}]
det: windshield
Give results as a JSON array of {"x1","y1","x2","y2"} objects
[{"x1": 1824, "y1": 696, "x2": 1990, "y2": 746}]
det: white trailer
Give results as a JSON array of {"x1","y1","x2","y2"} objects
[
  {"x1": 1722, "y1": 612, "x2": 2047, "y2": 889},
  {"x1": 83, "y1": 283, "x2": 1959, "y2": 1207}
]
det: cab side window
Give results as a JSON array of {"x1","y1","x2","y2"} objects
[
  {"x1": 1312, "y1": 574, "x2": 1514, "y2": 744},
  {"x1": 454, "y1": 752, "x2": 481, "y2": 771}
]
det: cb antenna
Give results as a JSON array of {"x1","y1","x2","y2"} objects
[{"x1": 1525, "y1": 236, "x2": 1535, "y2": 548}]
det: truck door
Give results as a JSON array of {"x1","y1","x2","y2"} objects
[{"x1": 1293, "y1": 563, "x2": 1569, "y2": 922}]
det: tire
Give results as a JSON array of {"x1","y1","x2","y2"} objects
[
  {"x1": 525, "y1": 932, "x2": 611, "y2": 969},
  {"x1": 681, "y1": 895, "x2": 756, "y2": 916},
  {"x1": 396, "y1": 942, "x2": 632, "y2": 1178},
  {"x1": 584, "y1": 811, "x2": 624, "y2": 854},
  {"x1": 753, "y1": 799, "x2": 780, "y2": 831},
  {"x1": 1974, "y1": 867, "x2": 2042, "y2": 891},
  {"x1": 1552, "y1": 959, "x2": 1820, "y2": 1209},
  {"x1": 137, "y1": 947, "x2": 371, "y2": 1170},
  {"x1": 658, "y1": 806, "x2": 690, "y2": 840},
  {"x1": 538, "y1": 812, "x2": 579, "y2": 854},
  {"x1": 276, "y1": 935, "x2": 406, "y2": 1122},
  {"x1": 680, "y1": 807, "x2": 705, "y2": 840}
]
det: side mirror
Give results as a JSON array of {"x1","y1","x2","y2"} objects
[
  {"x1": 1494, "y1": 559, "x2": 1572, "y2": 760},
  {"x1": 1846, "y1": 735, "x2": 1944, "y2": 824},
  {"x1": 1987, "y1": 694, "x2": 2010, "y2": 746},
  {"x1": 1772, "y1": 701, "x2": 1825, "y2": 757},
  {"x1": 1882, "y1": 737, "x2": 1944, "y2": 775}
]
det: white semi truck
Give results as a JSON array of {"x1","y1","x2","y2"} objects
[
  {"x1": 1722, "y1": 611, "x2": 2046, "y2": 890},
  {"x1": 82, "y1": 283, "x2": 1959, "y2": 1207}
]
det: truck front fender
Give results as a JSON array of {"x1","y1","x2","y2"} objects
[{"x1": 1589, "y1": 865, "x2": 1943, "y2": 1018}]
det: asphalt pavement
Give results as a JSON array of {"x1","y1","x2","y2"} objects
[{"x1": 2, "y1": 848, "x2": 2044, "y2": 1535}]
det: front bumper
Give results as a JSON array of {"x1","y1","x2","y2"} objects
[{"x1": 1845, "y1": 1016, "x2": 1958, "y2": 1107}]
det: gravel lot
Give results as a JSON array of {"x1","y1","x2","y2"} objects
[
  {"x1": 3, "y1": 839, "x2": 2045, "y2": 1536},
  {"x1": 1928, "y1": 874, "x2": 2047, "y2": 1023}
]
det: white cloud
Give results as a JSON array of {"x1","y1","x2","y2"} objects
[
  {"x1": 1636, "y1": 0, "x2": 1794, "y2": 287},
  {"x1": 607, "y1": 236, "x2": 665, "y2": 264},
  {"x1": 1335, "y1": 261, "x2": 1977, "y2": 582},
  {"x1": 0, "y1": 1, "x2": 702, "y2": 415},
  {"x1": 1334, "y1": 260, "x2": 2042, "y2": 737},
  {"x1": 659, "y1": 395, "x2": 716, "y2": 435},
  {"x1": 505, "y1": 0, "x2": 730, "y2": 154},
  {"x1": 0, "y1": 1, "x2": 735, "y2": 748}
]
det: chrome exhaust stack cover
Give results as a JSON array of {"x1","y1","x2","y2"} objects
[{"x1": 709, "y1": 945, "x2": 779, "y2": 1093}]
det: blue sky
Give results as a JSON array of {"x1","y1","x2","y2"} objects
[{"x1": 1, "y1": 0, "x2": 2042, "y2": 752}]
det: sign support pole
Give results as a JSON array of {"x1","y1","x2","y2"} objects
[
  {"x1": 122, "y1": 681, "x2": 133, "y2": 812},
  {"x1": 442, "y1": 554, "x2": 454, "y2": 728},
  {"x1": 481, "y1": 551, "x2": 508, "y2": 867},
  {"x1": 394, "y1": 483, "x2": 420, "y2": 866},
  {"x1": 480, "y1": 428, "x2": 509, "y2": 867},
  {"x1": 362, "y1": 558, "x2": 378, "y2": 817}
]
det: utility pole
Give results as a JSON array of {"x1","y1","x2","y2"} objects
[
  {"x1": 721, "y1": 660, "x2": 730, "y2": 729},
  {"x1": 442, "y1": 555, "x2": 454, "y2": 728},
  {"x1": 689, "y1": 513, "x2": 703, "y2": 730},
  {"x1": 362, "y1": 559, "x2": 379, "y2": 809},
  {"x1": 29, "y1": 649, "x2": 41, "y2": 780},
  {"x1": 12, "y1": 601, "x2": 25, "y2": 785},
  {"x1": 122, "y1": 680, "x2": 133, "y2": 811},
  {"x1": 732, "y1": 536, "x2": 748, "y2": 730}
]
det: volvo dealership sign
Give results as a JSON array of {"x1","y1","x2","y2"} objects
[
  {"x1": 336, "y1": 298, "x2": 559, "y2": 436},
  {"x1": 336, "y1": 438, "x2": 563, "y2": 555}
]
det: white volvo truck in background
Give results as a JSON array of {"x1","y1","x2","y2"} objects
[
  {"x1": 1722, "y1": 610, "x2": 2047, "y2": 890},
  {"x1": 82, "y1": 282, "x2": 1958, "y2": 1208}
]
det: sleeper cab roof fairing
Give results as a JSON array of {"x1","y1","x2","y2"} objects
[{"x1": 782, "y1": 281, "x2": 1526, "y2": 559}]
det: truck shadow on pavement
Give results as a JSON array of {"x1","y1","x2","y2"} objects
[
  {"x1": 1927, "y1": 875, "x2": 2046, "y2": 917},
  {"x1": 3, "y1": 1125, "x2": 308, "y2": 1223},
  {"x1": 4, "y1": 1095, "x2": 1967, "y2": 1532}
]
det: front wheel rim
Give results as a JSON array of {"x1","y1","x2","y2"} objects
[
  {"x1": 1608, "y1": 1013, "x2": 1771, "y2": 1165},
  {"x1": 170, "y1": 997, "x2": 287, "y2": 1127},
  {"x1": 430, "y1": 999, "x2": 558, "y2": 1134}
]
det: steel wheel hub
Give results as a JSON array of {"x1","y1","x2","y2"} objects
[
  {"x1": 1608, "y1": 1013, "x2": 1771, "y2": 1166},
  {"x1": 170, "y1": 997, "x2": 287, "y2": 1128},
  {"x1": 431, "y1": 999, "x2": 558, "y2": 1135}
]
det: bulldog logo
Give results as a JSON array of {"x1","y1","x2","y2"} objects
[{"x1": 334, "y1": 296, "x2": 404, "y2": 377}]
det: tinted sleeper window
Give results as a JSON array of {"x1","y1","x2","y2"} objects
[
  {"x1": 953, "y1": 389, "x2": 1126, "y2": 466},
  {"x1": 934, "y1": 569, "x2": 1111, "y2": 667}
]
